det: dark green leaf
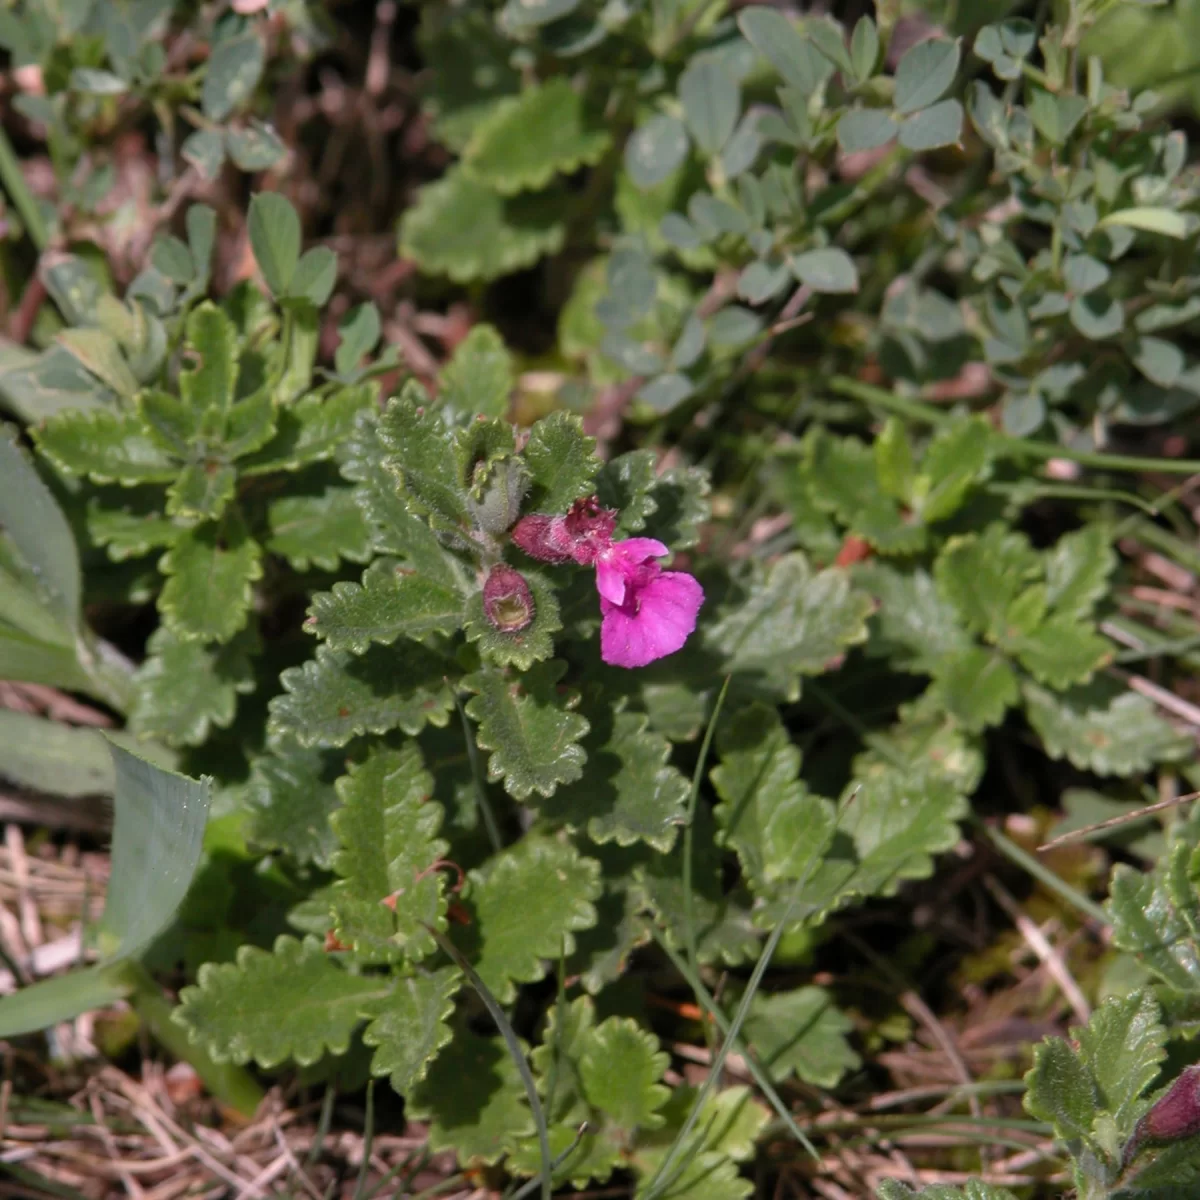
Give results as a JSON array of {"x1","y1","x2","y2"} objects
[
  {"x1": 523, "y1": 410, "x2": 599, "y2": 514},
  {"x1": 1023, "y1": 1036, "x2": 1098, "y2": 1142},
  {"x1": 264, "y1": 483, "x2": 373, "y2": 572},
  {"x1": 790, "y1": 247, "x2": 859, "y2": 293},
  {"x1": 678, "y1": 58, "x2": 740, "y2": 156},
  {"x1": 245, "y1": 738, "x2": 344, "y2": 868},
  {"x1": 894, "y1": 38, "x2": 960, "y2": 114},
  {"x1": 898, "y1": 100, "x2": 963, "y2": 151},
  {"x1": 743, "y1": 987, "x2": 859, "y2": 1086},
  {"x1": 363, "y1": 967, "x2": 460, "y2": 1094},
  {"x1": 35, "y1": 408, "x2": 177, "y2": 484},
  {"x1": 202, "y1": 32, "x2": 264, "y2": 122},
  {"x1": 738, "y1": 8, "x2": 832, "y2": 94},
  {"x1": 248, "y1": 192, "x2": 301, "y2": 298}
]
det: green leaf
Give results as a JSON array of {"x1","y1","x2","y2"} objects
[
  {"x1": 269, "y1": 642, "x2": 455, "y2": 748},
  {"x1": 329, "y1": 744, "x2": 448, "y2": 965},
  {"x1": 159, "y1": 515, "x2": 262, "y2": 643},
  {"x1": 934, "y1": 524, "x2": 1039, "y2": 641},
  {"x1": 226, "y1": 119, "x2": 287, "y2": 171},
  {"x1": 152, "y1": 235, "x2": 194, "y2": 284},
  {"x1": 240, "y1": 386, "x2": 373, "y2": 475},
  {"x1": 858, "y1": 564, "x2": 973, "y2": 674},
  {"x1": 1076, "y1": 989, "x2": 1165, "y2": 1132},
  {"x1": 407, "y1": 1030, "x2": 534, "y2": 1162},
  {"x1": 523, "y1": 410, "x2": 599, "y2": 514},
  {"x1": 596, "y1": 450, "x2": 658, "y2": 534},
  {"x1": 894, "y1": 38, "x2": 960, "y2": 114},
  {"x1": 1109, "y1": 862, "x2": 1200, "y2": 993},
  {"x1": 72, "y1": 67, "x2": 128, "y2": 94},
  {"x1": 288, "y1": 247, "x2": 337, "y2": 307},
  {"x1": 264, "y1": 483, "x2": 373, "y2": 572},
  {"x1": 174, "y1": 935, "x2": 390, "y2": 1068},
  {"x1": 1010, "y1": 618, "x2": 1112, "y2": 689},
  {"x1": 838, "y1": 108, "x2": 896, "y2": 153},
  {"x1": 0, "y1": 963, "x2": 136, "y2": 1041},
  {"x1": 399, "y1": 168, "x2": 567, "y2": 283},
  {"x1": 166, "y1": 462, "x2": 236, "y2": 523},
  {"x1": 464, "y1": 661, "x2": 590, "y2": 800},
  {"x1": 743, "y1": 987, "x2": 860, "y2": 1086},
  {"x1": 0, "y1": 424, "x2": 80, "y2": 631},
  {"x1": 35, "y1": 408, "x2": 177, "y2": 485},
  {"x1": 678, "y1": 58, "x2": 740, "y2": 156},
  {"x1": 307, "y1": 559, "x2": 463, "y2": 654},
  {"x1": 738, "y1": 8, "x2": 832, "y2": 94},
  {"x1": 642, "y1": 465, "x2": 710, "y2": 550},
  {"x1": 245, "y1": 738, "x2": 344, "y2": 868},
  {"x1": 224, "y1": 389, "x2": 276, "y2": 459},
  {"x1": 1070, "y1": 293, "x2": 1125, "y2": 339},
  {"x1": 579, "y1": 1018, "x2": 670, "y2": 1131},
  {"x1": 129, "y1": 625, "x2": 255, "y2": 747},
  {"x1": 1023, "y1": 679, "x2": 1188, "y2": 775},
  {"x1": 248, "y1": 192, "x2": 301, "y2": 298},
  {"x1": 460, "y1": 837, "x2": 600, "y2": 1002},
  {"x1": 182, "y1": 129, "x2": 226, "y2": 180},
  {"x1": 1023, "y1": 1036, "x2": 1098, "y2": 1143},
  {"x1": 334, "y1": 303, "x2": 381, "y2": 378},
  {"x1": 0, "y1": 709, "x2": 113, "y2": 798},
  {"x1": 931, "y1": 647, "x2": 1019, "y2": 731},
  {"x1": 704, "y1": 553, "x2": 872, "y2": 701},
  {"x1": 850, "y1": 16, "x2": 879, "y2": 81},
  {"x1": 363, "y1": 967, "x2": 461, "y2": 1094},
  {"x1": 878, "y1": 1183, "x2": 1019, "y2": 1200},
  {"x1": 790, "y1": 247, "x2": 859, "y2": 294},
  {"x1": 464, "y1": 78, "x2": 610, "y2": 195},
  {"x1": 1134, "y1": 335, "x2": 1186, "y2": 387},
  {"x1": 86, "y1": 494, "x2": 177, "y2": 562},
  {"x1": 439, "y1": 324, "x2": 514, "y2": 419},
  {"x1": 377, "y1": 392, "x2": 469, "y2": 526},
  {"x1": 898, "y1": 99, "x2": 963, "y2": 151},
  {"x1": 464, "y1": 569, "x2": 561, "y2": 670},
  {"x1": 1099, "y1": 207, "x2": 1190, "y2": 239},
  {"x1": 1063, "y1": 253, "x2": 1110, "y2": 296},
  {"x1": 626, "y1": 115, "x2": 690, "y2": 190},
  {"x1": 541, "y1": 712, "x2": 689, "y2": 851},
  {"x1": 1028, "y1": 87, "x2": 1087, "y2": 145},
  {"x1": 56, "y1": 327, "x2": 138, "y2": 400},
  {"x1": 202, "y1": 32, "x2": 264, "y2": 121},
  {"x1": 917, "y1": 417, "x2": 993, "y2": 522}
]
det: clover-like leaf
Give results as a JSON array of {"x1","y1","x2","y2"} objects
[
  {"x1": 1022, "y1": 679, "x2": 1188, "y2": 775},
  {"x1": 459, "y1": 837, "x2": 600, "y2": 1003},
  {"x1": 704, "y1": 553, "x2": 872, "y2": 701},
  {"x1": 439, "y1": 324, "x2": 513, "y2": 419},
  {"x1": 244, "y1": 738, "x2": 345, "y2": 869},
  {"x1": 399, "y1": 168, "x2": 567, "y2": 283},
  {"x1": 239, "y1": 386, "x2": 374, "y2": 475},
  {"x1": 1076, "y1": 989, "x2": 1165, "y2": 1133},
  {"x1": 247, "y1": 191, "x2": 300, "y2": 297},
  {"x1": 307, "y1": 560, "x2": 464, "y2": 655},
  {"x1": 523, "y1": 410, "x2": 599, "y2": 515},
  {"x1": 269, "y1": 643, "x2": 455, "y2": 749},
  {"x1": 128, "y1": 626, "x2": 255, "y2": 747},
  {"x1": 464, "y1": 661, "x2": 590, "y2": 800},
  {"x1": 894, "y1": 38, "x2": 960, "y2": 114},
  {"x1": 34, "y1": 409, "x2": 177, "y2": 485},
  {"x1": 464, "y1": 569, "x2": 561, "y2": 670},
  {"x1": 159, "y1": 514, "x2": 262, "y2": 643},
  {"x1": 265, "y1": 483, "x2": 373, "y2": 572},
  {"x1": 174, "y1": 935, "x2": 390, "y2": 1068},
  {"x1": 407, "y1": 1030, "x2": 534, "y2": 1163},
  {"x1": 363, "y1": 967, "x2": 461, "y2": 1095},
  {"x1": 541, "y1": 712, "x2": 688, "y2": 851},
  {"x1": 464, "y1": 78, "x2": 610, "y2": 196},
  {"x1": 377, "y1": 392, "x2": 470, "y2": 527},
  {"x1": 578, "y1": 1017, "x2": 670, "y2": 1132},
  {"x1": 329, "y1": 744, "x2": 448, "y2": 964},
  {"x1": 202, "y1": 31, "x2": 264, "y2": 122},
  {"x1": 790, "y1": 247, "x2": 859, "y2": 294},
  {"x1": 742, "y1": 987, "x2": 860, "y2": 1087},
  {"x1": 678, "y1": 57, "x2": 739, "y2": 156}
]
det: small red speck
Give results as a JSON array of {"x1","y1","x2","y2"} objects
[
  {"x1": 324, "y1": 931, "x2": 350, "y2": 952},
  {"x1": 337, "y1": 706, "x2": 350, "y2": 718},
  {"x1": 835, "y1": 535, "x2": 872, "y2": 567},
  {"x1": 447, "y1": 901, "x2": 472, "y2": 926}
]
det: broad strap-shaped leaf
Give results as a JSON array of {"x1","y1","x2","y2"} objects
[
  {"x1": 464, "y1": 661, "x2": 590, "y2": 800},
  {"x1": 362, "y1": 967, "x2": 461, "y2": 1094},
  {"x1": 406, "y1": 1029, "x2": 535, "y2": 1162},
  {"x1": 742, "y1": 986, "x2": 860, "y2": 1086},
  {"x1": 264, "y1": 482, "x2": 373, "y2": 572},
  {"x1": 522, "y1": 410, "x2": 599, "y2": 515},
  {"x1": 158, "y1": 513, "x2": 262, "y2": 643},
  {"x1": 329, "y1": 744, "x2": 448, "y2": 964},
  {"x1": 458, "y1": 837, "x2": 600, "y2": 1003},
  {"x1": 173, "y1": 935, "x2": 390, "y2": 1068},
  {"x1": 464, "y1": 569, "x2": 561, "y2": 670},
  {"x1": 34, "y1": 408, "x2": 178, "y2": 484},
  {"x1": 1023, "y1": 679, "x2": 1189, "y2": 775},
  {"x1": 438, "y1": 323, "x2": 514, "y2": 419},
  {"x1": 244, "y1": 737, "x2": 345, "y2": 868},
  {"x1": 377, "y1": 390, "x2": 470, "y2": 526},
  {"x1": 540, "y1": 712, "x2": 688, "y2": 851},
  {"x1": 463, "y1": 78, "x2": 610, "y2": 195},
  {"x1": 238, "y1": 386, "x2": 374, "y2": 475},
  {"x1": 269, "y1": 642, "x2": 456, "y2": 748},
  {"x1": 129, "y1": 625, "x2": 255, "y2": 747},
  {"x1": 307, "y1": 559, "x2": 464, "y2": 654},
  {"x1": 1075, "y1": 989, "x2": 1165, "y2": 1133},
  {"x1": 703, "y1": 553, "x2": 872, "y2": 701}
]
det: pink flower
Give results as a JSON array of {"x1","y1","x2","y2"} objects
[{"x1": 512, "y1": 499, "x2": 703, "y2": 668}]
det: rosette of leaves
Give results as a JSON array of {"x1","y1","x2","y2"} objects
[{"x1": 27, "y1": 195, "x2": 377, "y2": 747}]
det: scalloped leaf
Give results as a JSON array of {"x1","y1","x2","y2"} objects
[
  {"x1": 1022, "y1": 1034, "x2": 1098, "y2": 1143},
  {"x1": 85, "y1": 494, "x2": 178, "y2": 561},
  {"x1": 458, "y1": 837, "x2": 600, "y2": 1003},
  {"x1": 1022, "y1": 679, "x2": 1189, "y2": 775},
  {"x1": 407, "y1": 1030, "x2": 534, "y2": 1163},
  {"x1": 523, "y1": 411, "x2": 599, "y2": 515},
  {"x1": 1009, "y1": 617, "x2": 1112, "y2": 689},
  {"x1": 597, "y1": 450, "x2": 659, "y2": 534},
  {"x1": 377, "y1": 392, "x2": 470, "y2": 527},
  {"x1": 269, "y1": 643, "x2": 456, "y2": 749},
  {"x1": 930, "y1": 647, "x2": 1019, "y2": 732},
  {"x1": 877, "y1": 1183, "x2": 1020, "y2": 1200},
  {"x1": 128, "y1": 625, "x2": 255, "y2": 747},
  {"x1": 1045, "y1": 524, "x2": 1116, "y2": 619},
  {"x1": 464, "y1": 569, "x2": 561, "y2": 669},
  {"x1": 464, "y1": 78, "x2": 610, "y2": 196},
  {"x1": 158, "y1": 514, "x2": 262, "y2": 643},
  {"x1": 439, "y1": 324, "x2": 514, "y2": 419},
  {"x1": 1109, "y1": 861, "x2": 1200, "y2": 993},
  {"x1": 329, "y1": 744, "x2": 448, "y2": 964},
  {"x1": 245, "y1": 738, "x2": 344, "y2": 868},
  {"x1": 464, "y1": 661, "x2": 590, "y2": 800},
  {"x1": 239, "y1": 386, "x2": 374, "y2": 475},
  {"x1": 858, "y1": 564, "x2": 973, "y2": 674},
  {"x1": 934, "y1": 524, "x2": 1040, "y2": 642},
  {"x1": 264, "y1": 483, "x2": 373, "y2": 572},
  {"x1": 578, "y1": 1017, "x2": 670, "y2": 1132},
  {"x1": 1076, "y1": 988, "x2": 1165, "y2": 1132},
  {"x1": 174, "y1": 935, "x2": 390, "y2": 1068},
  {"x1": 641, "y1": 464, "x2": 710, "y2": 550},
  {"x1": 307, "y1": 560, "x2": 464, "y2": 654},
  {"x1": 34, "y1": 409, "x2": 177, "y2": 484},
  {"x1": 743, "y1": 986, "x2": 860, "y2": 1086},
  {"x1": 541, "y1": 712, "x2": 688, "y2": 851},
  {"x1": 399, "y1": 168, "x2": 567, "y2": 283},
  {"x1": 566, "y1": 874, "x2": 651, "y2": 995},
  {"x1": 363, "y1": 967, "x2": 461, "y2": 1095},
  {"x1": 703, "y1": 554, "x2": 872, "y2": 701}
]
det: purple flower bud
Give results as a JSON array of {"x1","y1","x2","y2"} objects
[
  {"x1": 483, "y1": 564, "x2": 535, "y2": 632},
  {"x1": 1137, "y1": 1066, "x2": 1200, "y2": 1143},
  {"x1": 511, "y1": 514, "x2": 573, "y2": 563}
]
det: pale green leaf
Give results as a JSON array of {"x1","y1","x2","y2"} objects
[
  {"x1": 578, "y1": 1018, "x2": 670, "y2": 1131},
  {"x1": 439, "y1": 324, "x2": 513, "y2": 419},
  {"x1": 1075, "y1": 989, "x2": 1165, "y2": 1131},
  {"x1": 0, "y1": 710, "x2": 112, "y2": 798},
  {"x1": 898, "y1": 100, "x2": 963, "y2": 151},
  {"x1": 363, "y1": 967, "x2": 461, "y2": 1094},
  {"x1": 248, "y1": 191, "x2": 301, "y2": 298},
  {"x1": 934, "y1": 524, "x2": 1039, "y2": 641},
  {"x1": 626, "y1": 115, "x2": 690, "y2": 190},
  {"x1": 790, "y1": 247, "x2": 859, "y2": 293},
  {"x1": 202, "y1": 32, "x2": 264, "y2": 121},
  {"x1": 523, "y1": 410, "x2": 599, "y2": 515},
  {"x1": 34, "y1": 408, "x2": 177, "y2": 485},
  {"x1": 838, "y1": 108, "x2": 896, "y2": 152},
  {"x1": 264, "y1": 483, "x2": 373, "y2": 572},
  {"x1": 678, "y1": 58, "x2": 740, "y2": 156},
  {"x1": 743, "y1": 987, "x2": 860, "y2": 1086},
  {"x1": 738, "y1": 8, "x2": 832, "y2": 94},
  {"x1": 239, "y1": 386, "x2": 374, "y2": 475},
  {"x1": 56, "y1": 328, "x2": 138, "y2": 400}
]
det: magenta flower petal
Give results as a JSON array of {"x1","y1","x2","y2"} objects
[
  {"x1": 594, "y1": 537, "x2": 671, "y2": 606},
  {"x1": 595, "y1": 556, "x2": 627, "y2": 606},
  {"x1": 600, "y1": 570, "x2": 704, "y2": 668}
]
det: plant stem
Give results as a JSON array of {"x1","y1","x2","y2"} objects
[{"x1": 0, "y1": 125, "x2": 49, "y2": 251}]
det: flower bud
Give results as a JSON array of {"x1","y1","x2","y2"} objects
[
  {"x1": 511, "y1": 514, "x2": 573, "y2": 563},
  {"x1": 1137, "y1": 1066, "x2": 1200, "y2": 1143},
  {"x1": 483, "y1": 564, "x2": 535, "y2": 632}
]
